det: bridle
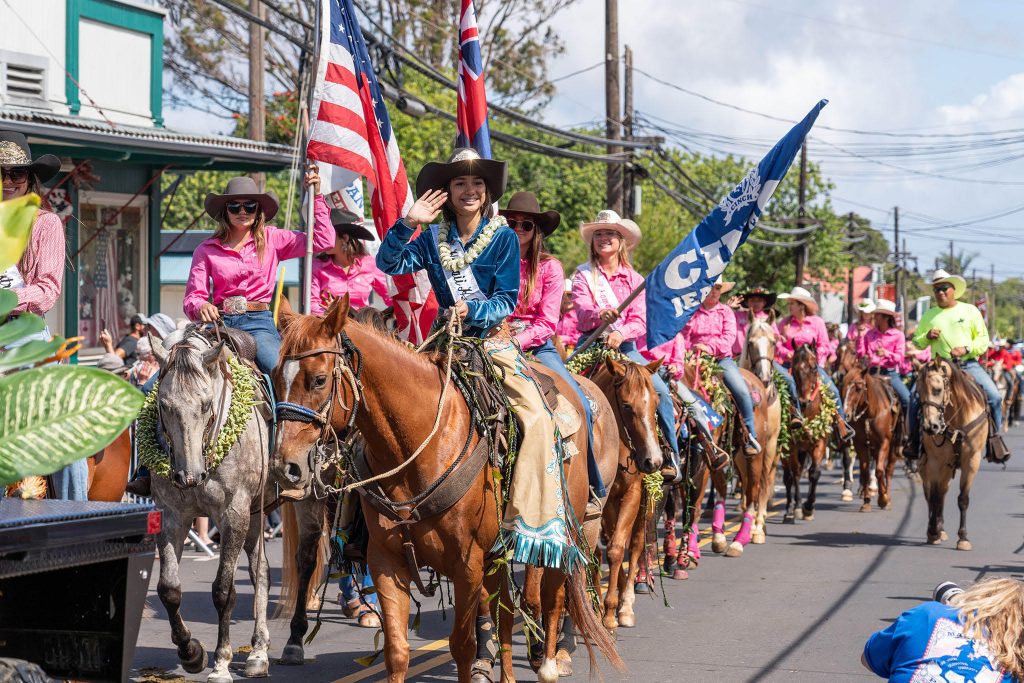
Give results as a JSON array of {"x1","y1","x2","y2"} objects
[
  {"x1": 842, "y1": 374, "x2": 869, "y2": 423},
  {"x1": 918, "y1": 362, "x2": 954, "y2": 436}
]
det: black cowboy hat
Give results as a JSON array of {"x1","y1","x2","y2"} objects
[
  {"x1": 330, "y1": 207, "x2": 375, "y2": 241},
  {"x1": 739, "y1": 286, "x2": 777, "y2": 308},
  {"x1": 498, "y1": 191, "x2": 560, "y2": 237},
  {"x1": 0, "y1": 131, "x2": 60, "y2": 183},
  {"x1": 204, "y1": 176, "x2": 279, "y2": 221},
  {"x1": 416, "y1": 147, "x2": 508, "y2": 201}
]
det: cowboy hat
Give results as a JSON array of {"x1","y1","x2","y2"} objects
[
  {"x1": 0, "y1": 131, "x2": 60, "y2": 183},
  {"x1": 857, "y1": 298, "x2": 876, "y2": 314},
  {"x1": 739, "y1": 286, "x2": 777, "y2": 308},
  {"x1": 416, "y1": 147, "x2": 508, "y2": 201},
  {"x1": 712, "y1": 276, "x2": 735, "y2": 294},
  {"x1": 329, "y1": 208, "x2": 375, "y2": 242},
  {"x1": 873, "y1": 299, "x2": 897, "y2": 317},
  {"x1": 499, "y1": 191, "x2": 560, "y2": 237},
  {"x1": 579, "y1": 209, "x2": 642, "y2": 250},
  {"x1": 778, "y1": 286, "x2": 819, "y2": 315},
  {"x1": 930, "y1": 268, "x2": 967, "y2": 299},
  {"x1": 205, "y1": 176, "x2": 279, "y2": 221}
]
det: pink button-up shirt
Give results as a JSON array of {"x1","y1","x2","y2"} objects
[
  {"x1": 13, "y1": 211, "x2": 64, "y2": 316},
  {"x1": 510, "y1": 256, "x2": 564, "y2": 350},
  {"x1": 733, "y1": 309, "x2": 780, "y2": 356},
  {"x1": 776, "y1": 315, "x2": 831, "y2": 366},
  {"x1": 682, "y1": 302, "x2": 735, "y2": 359},
  {"x1": 571, "y1": 263, "x2": 646, "y2": 343},
  {"x1": 310, "y1": 254, "x2": 391, "y2": 315},
  {"x1": 644, "y1": 333, "x2": 687, "y2": 379},
  {"x1": 556, "y1": 307, "x2": 579, "y2": 348},
  {"x1": 184, "y1": 195, "x2": 333, "y2": 320},
  {"x1": 847, "y1": 321, "x2": 871, "y2": 343},
  {"x1": 858, "y1": 326, "x2": 904, "y2": 371}
]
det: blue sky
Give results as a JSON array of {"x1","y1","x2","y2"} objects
[{"x1": 165, "y1": 0, "x2": 1024, "y2": 280}]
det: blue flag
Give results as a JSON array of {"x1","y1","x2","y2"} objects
[{"x1": 645, "y1": 100, "x2": 828, "y2": 348}]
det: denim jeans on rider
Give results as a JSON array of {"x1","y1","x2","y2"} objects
[
  {"x1": 620, "y1": 341, "x2": 679, "y2": 457},
  {"x1": 51, "y1": 458, "x2": 90, "y2": 501},
  {"x1": 875, "y1": 368, "x2": 910, "y2": 414},
  {"x1": 718, "y1": 358, "x2": 757, "y2": 439},
  {"x1": 340, "y1": 571, "x2": 378, "y2": 607},
  {"x1": 531, "y1": 339, "x2": 606, "y2": 497},
  {"x1": 222, "y1": 310, "x2": 281, "y2": 374},
  {"x1": 773, "y1": 362, "x2": 848, "y2": 421}
]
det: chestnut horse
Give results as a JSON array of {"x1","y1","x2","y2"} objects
[
  {"x1": 783, "y1": 343, "x2": 831, "y2": 523},
  {"x1": 273, "y1": 298, "x2": 621, "y2": 683},
  {"x1": 87, "y1": 428, "x2": 133, "y2": 501},
  {"x1": 916, "y1": 358, "x2": 988, "y2": 551},
  {"x1": 840, "y1": 363, "x2": 902, "y2": 512}
]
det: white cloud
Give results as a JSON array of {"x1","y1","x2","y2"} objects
[{"x1": 936, "y1": 72, "x2": 1024, "y2": 124}]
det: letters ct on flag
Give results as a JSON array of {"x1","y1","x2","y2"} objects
[
  {"x1": 645, "y1": 100, "x2": 828, "y2": 348},
  {"x1": 306, "y1": 0, "x2": 437, "y2": 342}
]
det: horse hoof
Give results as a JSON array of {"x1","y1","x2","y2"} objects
[
  {"x1": 180, "y1": 638, "x2": 207, "y2": 674},
  {"x1": 957, "y1": 540, "x2": 972, "y2": 551},
  {"x1": 536, "y1": 658, "x2": 559, "y2": 683},
  {"x1": 245, "y1": 651, "x2": 270, "y2": 678},
  {"x1": 602, "y1": 614, "x2": 618, "y2": 631},
  {"x1": 471, "y1": 673, "x2": 493, "y2": 683},
  {"x1": 634, "y1": 580, "x2": 649, "y2": 595},
  {"x1": 725, "y1": 541, "x2": 744, "y2": 558},
  {"x1": 927, "y1": 536, "x2": 942, "y2": 545},
  {"x1": 279, "y1": 643, "x2": 305, "y2": 666},
  {"x1": 882, "y1": 502, "x2": 893, "y2": 511},
  {"x1": 802, "y1": 509, "x2": 814, "y2": 521},
  {"x1": 795, "y1": 508, "x2": 804, "y2": 520},
  {"x1": 751, "y1": 531, "x2": 766, "y2": 545},
  {"x1": 671, "y1": 568, "x2": 690, "y2": 580},
  {"x1": 556, "y1": 648, "x2": 573, "y2": 677},
  {"x1": 859, "y1": 503, "x2": 871, "y2": 513},
  {"x1": 207, "y1": 669, "x2": 232, "y2": 683},
  {"x1": 617, "y1": 613, "x2": 636, "y2": 628},
  {"x1": 841, "y1": 489, "x2": 854, "y2": 502},
  {"x1": 783, "y1": 514, "x2": 795, "y2": 524},
  {"x1": 940, "y1": 530, "x2": 949, "y2": 541},
  {"x1": 711, "y1": 533, "x2": 728, "y2": 554}
]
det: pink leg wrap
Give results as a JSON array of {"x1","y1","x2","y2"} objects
[
  {"x1": 734, "y1": 512, "x2": 754, "y2": 546},
  {"x1": 686, "y1": 521, "x2": 701, "y2": 560},
  {"x1": 712, "y1": 502, "x2": 726, "y2": 535}
]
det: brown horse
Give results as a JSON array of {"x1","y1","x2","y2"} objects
[
  {"x1": 841, "y1": 363, "x2": 902, "y2": 512},
  {"x1": 916, "y1": 358, "x2": 988, "y2": 551},
  {"x1": 87, "y1": 428, "x2": 133, "y2": 501},
  {"x1": 783, "y1": 343, "x2": 831, "y2": 523},
  {"x1": 272, "y1": 298, "x2": 620, "y2": 683}
]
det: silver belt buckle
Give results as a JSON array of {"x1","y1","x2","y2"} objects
[{"x1": 222, "y1": 296, "x2": 247, "y2": 315}]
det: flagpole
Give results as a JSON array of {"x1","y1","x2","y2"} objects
[
  {"x1": 302, "y1": 1, "x2": 323, "y2": 315},
  {"x1": 565, "y1": 280, "x2": 647, "y2": 362}
]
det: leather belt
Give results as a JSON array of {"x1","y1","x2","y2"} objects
[{"x1": 219, "y1": 296, "x2": 270, "y2": 314}]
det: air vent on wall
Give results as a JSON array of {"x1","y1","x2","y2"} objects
[{"x1": 0, "y1": 50, "x2": 49, "y2": 109}]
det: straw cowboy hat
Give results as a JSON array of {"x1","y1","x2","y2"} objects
[
  {"x1": 0, "y1": 131, "x2": 60, "y2": 183},
  {"x1": 739, "y1": 285, "x2": 775, "y2": 308},
  {"x1": 930, "y1": 268, "x2": 967, "y2": 299},
  {"x1": 329, "y1": 207, "x2": 375, "y2": 242},
  {"x1": 712, "y1": 276, "x2": 735, "y2": 294},
  {"x1": 499, "y1": 191, "x2": 560, "y2": 237},
  {"x1": 857, "y1": 298, "x2": 877, "y2": 314},
  {"x1": 873, "y1": 299, "x2": 897, "y2": 317},
  {"x1": 416, "y1": 147, "x2": 508, "y2": 201},
  {"x1": 579, "y1": 209, "x2": 642, "y2": 250},
  {"x1": 778, "y1": 286, "x2": 819, "y2": 315},
  {"x1": 205, "y1": 176, "x2": 280, "y2": 221}
]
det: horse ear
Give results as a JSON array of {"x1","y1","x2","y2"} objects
[
  {"x1": 645, "y1": 358, "x2": 664, "y2": 375},
  {"x1": 605, "y1": 356, "x2": 626, "y2": 377},
  {"x1": 149, "y1": 333, "x2": 168, "y2": 367},
  {"x1": 323, "y1": 293, "x2": 351, "y2": 336},
  {"x1": 767, "y1": 309, "x2": 777, "y2": 326},
  {"x1": 202, "y1": 341, "x2": 225, "y2": 368},
  {"x1": 277, "y1": 297, "x2": 296, "y2": 333}
]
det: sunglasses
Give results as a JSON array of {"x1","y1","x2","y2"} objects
[
  {"x1": 226, "y1": 201, "x2": 259, "y2": 215},
  {"x1": 1, "y1": 167, "x2": 30, "y2": 183},
  {"x1": 508, "y1": 218, "x2": 536, "y2": 233},
  {"x1": 933, "y1": 284, "x2": 953, "y2": 293}
]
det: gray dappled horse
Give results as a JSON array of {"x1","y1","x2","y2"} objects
[{"x1": 150, "y1": 326, "x2": 275, "y2": 682}]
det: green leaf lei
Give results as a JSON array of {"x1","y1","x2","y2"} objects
[
  {"x1": 137, "y1": 355, "x2": 261, "y2": 478},
  {"x1": 772, "y1": 370, "x2": 793, "y2": 460},
  {"x1": 564, "y1": 343, "x2": 628, "y2": 375},
  {"x1": 798, "y1": 383, "x2": 838, "y2": 442}
]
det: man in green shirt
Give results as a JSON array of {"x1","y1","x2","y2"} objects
[{"x1": 909, "y1": 269, "x2": 1010, "y2": 463}]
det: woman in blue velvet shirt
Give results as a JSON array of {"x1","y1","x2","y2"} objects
[{"x1": 376, "y1": 148, "x2": 582, "y2": 571}]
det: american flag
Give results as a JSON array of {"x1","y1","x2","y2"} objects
[
  {"x1": 307, "y1": 0, "x2": 437, "y2": 342},
  {"x1": 455, "y1": 0, "x2": 492, "y2": 158}
]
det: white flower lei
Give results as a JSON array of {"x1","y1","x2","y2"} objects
[{"x1": 438, "y1": 215, "x2": 507, "y2": 272}]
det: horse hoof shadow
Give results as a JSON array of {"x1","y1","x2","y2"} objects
[
  {"x1": 180, "y1": 638, "x2": 207, "y2": 674},
  {"x1": 279, "y1": 643, "x2": 305, "y2": 666}
]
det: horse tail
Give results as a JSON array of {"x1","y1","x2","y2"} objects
[
  {"x1": 565, "y1": 562, "x2": 625, "y2": 674},
  {"x1": 275, "y1": 502, "x2": 301, "y2": 619}
]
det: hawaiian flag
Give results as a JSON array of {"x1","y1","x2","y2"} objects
[
  {"x1": 307, "y1": 0, "x2": 437, "y2": 342},
  {"x1": 455, "y1": 0, "x2": 492, "y2": 158}
]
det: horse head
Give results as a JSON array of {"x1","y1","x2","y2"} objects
[
  {"x1": 600, "y1": 356, "x2": 664, "y2": 474},
  {"x1": 151, "y1": 326, "x2": 229, "y2": 489},
  {"x1": 792, "y1": 342, "x2": 821, "y2": 408},
  {"x1": 840, "y1": 360, "x2": 869, "y2": 420},
  {"x1": 744, "y1": 318, "x2": 776, "y2": 385},
  {"x1": 272, "y1": 295, "x2": 358, "y2": 492},
  {"x1": 918, "y1": 358, "x2": 953, "y2": 435}
]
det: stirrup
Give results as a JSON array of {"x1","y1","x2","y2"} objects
[{"x1": 986, "y1": 434, "x2": 1011, "y2": 464}]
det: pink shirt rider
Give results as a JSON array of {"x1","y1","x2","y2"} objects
[
  {"x1": 510, "y1": 256, "x2": 564, "y2": 350},
  {"x1": 644, "y1": 332, "x2": 687, "y2": 379},
  {"x1": 310, "y1": 253, "x2": 392, "y2": 315},
  {"x1": 847, "y1": 321, "x2": 872, "y2": 343},
  {"x1": 184, "y1": 195, "x2": 333, "y2": 320},
  {"x1": 682, "y1": 302, "x2": 736, "y2": 360},
  {"x1": 733, "y1": 308, "x2": 779, "y2": 357},
  {"x1": 556, "y1": 307, "x2": 579, "y2": 348},
  {"x1": 571, "y1": 263, "x2": 646, "y2": 343},
  {"x1": 776, "y1": 314, "x2": 831, "y2": 367},
  {"x1": 13, "y1": 211, "x2": 64, "y2": 316},
  {"x1": 858, "y1": 327, "x2": 904, "y2": 371}
]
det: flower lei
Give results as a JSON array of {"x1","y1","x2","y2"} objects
[
  {"x1": 437, "y1": 215, "x2": 507, "y2": 272},
  {"x1": 799, "y1": 384, "x2": 838, "y2": 442},
  {"x1": 137, "y1": 355, "x2": 261, "y2": 478}
]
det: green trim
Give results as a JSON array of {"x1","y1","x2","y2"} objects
[
  {"x1": 64, "y1": 181, "x2": 80, "y2": 364},
  {"x1": 148, "y1": 170, "x2": 161, "y2": 315},
  {"x1": 65, "y1": 0, "x2": 80, "y2": 115}
]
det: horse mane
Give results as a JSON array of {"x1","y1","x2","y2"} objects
[
  {"x1": 615, "y1": 356, "x2": 655, "y2": 396},
  {"x1": 163, "y1": 325, "x2": 215, "y2": 392}
]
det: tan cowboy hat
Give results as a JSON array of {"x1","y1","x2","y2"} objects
[
  {"x1": 873, "y1": 299, "x2": 897, "y2": 317},
  {"x1": 0, "y1": 131, "x2": 60, "y2": 183},
  {"x1": 416, "y1": 147, "x2": 508, "y2": 201},
  {"x1": 930, "y1": 268, "x2": 967, "y2": 299},
  {"x1": 205, "y1": 176, "x2": 280, "y2": 221},
  {"x1": 857, "y1": 298, "x2": 876, "y2": 314},
  {"x1": 579, "y1": 209, "x2": 642, "y2": 250},
  {"x1": 778, "y1": 286, "x2": 819, "y2": 315},
  {"x1": 498, "y1": 191, "x2": 560, "y2": 236},
  {"x1": 712, "y1": 276, "x2": 735, "y2": 294}
]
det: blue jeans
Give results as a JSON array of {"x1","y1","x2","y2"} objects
[
  {"x1": 872, "y1": 368, "x2": 910, "y2": 414},
  {"x1": 621, "y1": 342, "x2": 679, "y2": 456},
  {"x1": 774, "y1": 362, "x2": 847, "y2": 421},
  {"x1": 222, "y1": 310, "x2": 281, "y2": 373},
  {"x1": 531, "y1": 340, "x2": 605, "y2": 497},
  {"x1": 719, "y1": 358, "x2": 756, "y2": 439},
  {"x1": 340, "y1": 571, "x2": 378, "y2": 607},
  {"x1": 51, "y1": 458, "x2": 90, "y2": 500}
]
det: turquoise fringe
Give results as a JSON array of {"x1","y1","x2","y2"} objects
[{"x1": 493, "y1": 517, "x2": 586, "y2": 572}]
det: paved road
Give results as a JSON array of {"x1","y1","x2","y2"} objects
[{"x1": 132, "y1": 427, "x2": 1024, "y2": 682}]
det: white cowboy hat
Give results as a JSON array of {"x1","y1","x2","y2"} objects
[
  {"x1": 778, "y1": 286, "x2": 819, "y2": 315},
  {"x1": 930, "y1": 269, "x2": 967, "y2": 299},
  {"x1": 873, "y1": 299, "x2": 897, "y2": 317},
  {"x1": 579, "y1": 210, "x2": 642, "y2": 250},
  {"x1": 857, "y1": 298, "x2": 876, "y2": 314}
]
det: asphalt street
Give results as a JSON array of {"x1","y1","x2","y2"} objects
[{"x1": 132, "y1": 426, "x2": 1024, "y2": 682}]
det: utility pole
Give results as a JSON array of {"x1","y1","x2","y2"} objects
[
  {"x1": 794, "y1": 142, "x2": 808, "y2": 285},
  {"x1": 846, "y1": 212, "x2": 856, "y2": 324},
  {"x1": 605, "y1": 0, "x2": 622, "y2": 215},
  {"x1": 249, "y1": 0, "x2": 266, "y2": 189},
  {"x1": 949, "y1": 240, "x2": 955, "y2": 272},
  {"x1": 893, "y1": 206, "x2": 901, "y2": 312},
  {"x1": 991, "y1": 262, "x2": 997, "y2": 336},
  {"x1": 622, "y1": 44, "x2": 634, "y2": 218}
]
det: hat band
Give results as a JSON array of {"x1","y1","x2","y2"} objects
[{"x1": 0, "y1": 141, "x2": 30, "y2": 166}]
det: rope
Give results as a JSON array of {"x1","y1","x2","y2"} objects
[{"x1": 341, "y1": 314, "x2": 462, "y2": 492}]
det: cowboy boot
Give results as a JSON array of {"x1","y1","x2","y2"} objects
[{"x1": 125, "y1": 467, "x2": 152, "y2": 497}]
